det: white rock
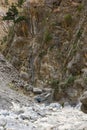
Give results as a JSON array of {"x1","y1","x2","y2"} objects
[
  {"x1": 0, "y1": 119, "x2": 7, "y2": 127},
  {"x1": 33, "y1": 88, "x2": 42, "y2": 94},
  {"x1": 58, "y1": 124, "x2": 72, "y2": 130},
  {"x1": 49, "y1": 103, "x2": 62, "y2": 109},
  {"x1": 0, "y1": 127, "x2": 4, "y2": 130}
]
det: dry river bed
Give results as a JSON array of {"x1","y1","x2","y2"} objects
[
  {"x1": 0, "y1": 102, "x2": 87, "y2": 130},
  {"x1": 0, "y1": 54, "x2": 87, "y2": 130}
]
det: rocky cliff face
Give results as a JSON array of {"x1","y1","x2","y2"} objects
[{"x1": 1, "y1": 0, "x2": 87, "y2": 104}]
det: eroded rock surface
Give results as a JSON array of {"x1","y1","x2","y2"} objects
[
  {"x1": 80, "y1": 91, "x2": 87, "y2": 113},
  {"x1": 0, "y1": 53, "x2": 32, "y2": 109},
  {"x1": 2, "y1": 0, "x2": 87, "y2": 104},
  {"x1": 0, "y1": 53, "x2": 87, "y2": 130},
  {"x1": 0, "y1": 102, "x2": 87, "y2": 130}
]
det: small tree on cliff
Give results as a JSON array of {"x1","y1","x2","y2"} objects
[
  {"x1": 2, "y1": 0, "x2": 26, "y2": 56},
  {"x1": 3, "y1": 0, "x2": 26, "y2": 24}
]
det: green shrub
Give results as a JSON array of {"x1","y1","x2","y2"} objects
[
  {"x1": 5, "y1": 0, "x2": 8, "y2": 5},
  {"x1": 65, "y1": 75, "x2": 75, "y2": 87},
  {"x1": 84, "y1": 77, "x2": 87, "y2": 85},
  {"x1": 64, "y1": 14, "x2": 72, "y2": 26},
  {"x1": 1, "y1": 36, "x2": 8, "y2": 44},
  {"x1": 3, "y1": 1, "x2": 26, "y2": 24},
  {"x1": 66, "y1": 75, "x2": 75, "y2": 84},
  {"x1": 17, "y1": 0, "x2": 25, "y2": 7},
  {"x1": 77, "y1": 4, "x2": 84, "y2": 12},
  {"x1": 44, "y1": 30, "x2": 52, "y2": 43},
  {"x1": 50, "y1": 79, "x2": 59, "y2": 89},
  {"x1": 77, "y1": 29, "x2": 83, "y2": 38}
]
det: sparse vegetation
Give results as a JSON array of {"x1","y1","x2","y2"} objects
[
  {"x1": 77, "y1": 4, "x2": 84, "y2": 12},
  {"x1": 64, "y1": 14, "x2": 73, "y2": 27},
  {"x1": 39, "y1": 50, "x2": 47, "y2": 58},
  {"x1": 84, "y1": 77, "x2": 87, "y2": 85},
  {"x1": 65, "y1": 75, "x2": 75, "y2": 86},
  {"x1": 3, "y1": 0, "x2": 26, "y2": 24},
  {"x1": 58, "y1": 75, "x2": 75, "y2": 90},
  {"x1": 77, "y1": 29, "x2": 83, "y2": 38},
  {"x1": 5, "y1": 0, "x2": 8, "y2": 5},
  {"x1": 44, "y1": 30, "x2": 52, "y2": 43},
  {"x1": 1, "y1": 36, "x2": 8, "y2": 44},
  {"x1": 50, "y1": 79, "x2": 59, "y2": 88}
]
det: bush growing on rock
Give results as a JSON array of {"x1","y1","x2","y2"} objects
[
  {"x1": 3, "y1": 0, "x2": 26, "y2": 24},
  {"x1": 64, "y1": 14, "x2": 73, "y2": 27}
]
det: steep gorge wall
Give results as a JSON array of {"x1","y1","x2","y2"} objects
[{"x1": 2, "y1": 0, "x2": 87, "y2": 104}]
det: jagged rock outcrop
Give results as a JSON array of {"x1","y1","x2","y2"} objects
[
  {"x1": 80, "y1": 91, "x2": 87, "y2": 113},
  {"x1": 1, "y1": 0, "x2": 87, "y2": 104}
]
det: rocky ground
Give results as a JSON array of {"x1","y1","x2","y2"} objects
[
  {"x1": 0, "y1": 53, "x2": 87, "y2": 130},
  {"x1": 0, "y1": 1, "x2": 87, "y2": 129}
]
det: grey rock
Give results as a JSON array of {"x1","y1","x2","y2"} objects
[
  {"x1": 0, "y1": 97, "x2": 12, "y2": 109},
  {"x1": 67, "y1": 88, "x2": 78, "y2": 98},
  {"x1": 75, "y1": 102, "x2": 81, "y2": 110},
  {"x1": 78, "y1": 123, "x2": 87, "y2": 130},
  {"x1": 42, "y1": 88, "x2": 52, "y2": 93},
  {"x1": 67, "y1": 53, "x2": 84, "y2": 75},
  {"x1": 24, "y1": 84, "x2": 33, "y2": 91},
  {"x1": 34, "y1": 91, "x2": 53, "y2": 104},
  {"x1": 81, "y1": 104, "x2": 87, "y2": 114},
  {"x1": 20, "y1": 115, "x2": 30, "y2": 120},
  {"x1": 0, "y1": 119, "x2": 7, "y2": 127},
  {"x1": 45, "y1": 0, "x2": 62, "y2": 7},
  {"x1": 33, "y1": 88, "x2": 42, "y2": 94},
  {"x1": 0, "y1": 127, "x2": 4, "y2": 130},
  {"x1": 37, "y1": 111, "x2": 46, "y2": 117},
  {"x1": 80, "y1": 91, "x2": 87, "y2": 113},
  {"x1": 64, "y1": 102, "x2": 71, "y2": 108},
  {"x1": 1, "y1": 110, "x2": 9, "y2": 116},
  {"x1": 82, "y1": 68, "x2": 87, "y2": 77},
  {"x1": 80, "y1": 91, "x2": 87, "y2": 105},
  {"x1": 49, "y1": 103, "x2": 62, "y2": 109},
  {"x1": 74, "y1": 78, "x2": 85, "y2": 89},
  {"x1": 15, "y1": 110, "x2": 24, "y2": 115},
  {"x1": 5, "y1": 120, "x2": 31, "y2": 130},
  {"x1": 30, "y1": 114, "x2": 38, "y2": 121},
  {"x1": 20, "y1": 71, "x2": 29, "y2": 81}
]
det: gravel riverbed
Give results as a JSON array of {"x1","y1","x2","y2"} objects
[
  {"x1": 0, "y1": 102, "x2": 87, "y2": 130},
  {"x1": 0, "y1": 54, "x2": 87, "y2": 130}
]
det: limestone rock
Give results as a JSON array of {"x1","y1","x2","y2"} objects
[
  {"x1": 0, "y1": 119, "x2": 7, "y2": 127},
  {"x1": 34, "y1": 91, "x2": 53, "y2": 103},
  {"x1": 20, "y1": 115, "x2": 30, "y2": 120},
  {"x1": 80, "y1": 91, "x2": 87, "y2": 105},
  {"x1": 24, "y1": 84, "x2": 33, "y2": 91},
  {"x1": 81, "y1": 104, "x2": 87, "y2": 114},
  {"x1": 74, "y1": 78, "x2": 85, "y2": 89},
  {"x1": 33, "y1": 87, "x2": 43, "y2": 94},
  {"x1": 67, "y1": 53, "x2": 84, "y2": 75},
  {"x1": 80, "y1": 91, "x2": 87, "y2": 113},
  {"x1": 20, "y1": 71, "x2": 29, "y2": 81},
  {"x1": 78, "y1": 124, "x2": 87, "y2": 130}
]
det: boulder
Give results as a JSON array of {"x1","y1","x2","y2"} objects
[
  {"x1": 24, "y1": 84, "x2": 33, "y2": 91},
  {"x1": 80, "y1": 91, "x2": 87, "y2": 113},
  {"x1": 78, "y1": 124, "x2": 87, "y2": 130},
  {"x1": 34, "y1": 91, "x2": 53, "y2": 103},
  {"x1": 20, "y1": 71, "x2": 29, "y2": 81},
  {"x1": 80, "y1": 91, "x2": 87, "y2": 105},
  {"x1": 81, "y1": 104, "x2": 87, "y2": 113},
  {"x1": 33, "y1": 87, "x2": 43, "y2": 94},
  {"x1": 67, "y1": 53, "x2": 84, "y2": 75}
]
